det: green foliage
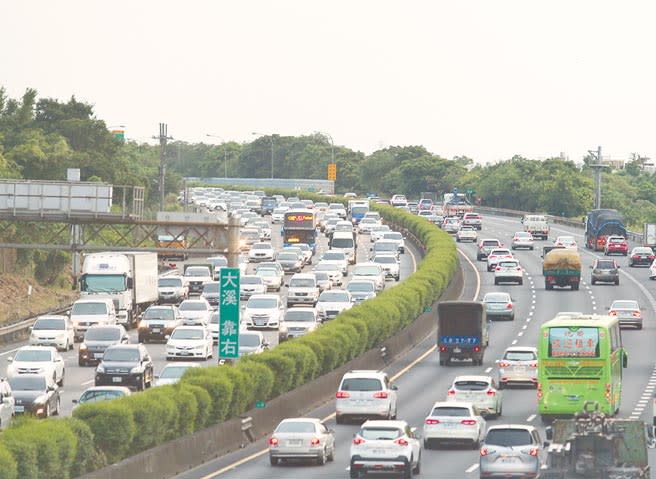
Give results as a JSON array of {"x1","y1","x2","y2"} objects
[
  {"x1": 63, "y1": 417, "x2": 107, "y2": 477},
  {"x1": 73, "y1": 402, "x2": 136, "y2": 463},
  {"x1": 179, "y1": 383, "x2": 212, "y2": 431},
  {"x1": 180, "y1": 369, "x2": 234, "y2": 424},
  {"x1": 0, "y1": 443, "x2": 17, "y2": 479}
]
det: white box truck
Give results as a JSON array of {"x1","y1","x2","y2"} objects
[{"x1": 79, "y1": 251, "x2": 159, "y2": 327}]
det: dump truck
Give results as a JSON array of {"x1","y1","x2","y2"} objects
[
  {"x1": 437, "y1": 301, "x2": 488, "y2": 366},
  {"x1": 543, "y1": 249, "x2": 581, "y2": 290},
  {"x1": 585, "y1": 209, "x2": 626, "y2": 251},
  {"x1": 542, "y1": 401, "x2": 650, "y2": 479}
]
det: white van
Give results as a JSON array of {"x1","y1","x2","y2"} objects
[
  {"x1": 330, "y1": 231, "x2": 357, "y2": 264},
  {"x1": 70, "y1": 298, "x2": 117, "y2": 341}
]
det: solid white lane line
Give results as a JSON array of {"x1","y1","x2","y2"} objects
[
  {"x1": 518, "y1": 332, "x2": 524, "y2": 337},
  {"x1": 526, "y1": 414, "x2": 536, "y2": 422},
  {"x1": 0, "y1": 347, "x2": 20, "y2": 357},
  {"x1": 512, "y1": 339, "x2": 518, "y2": 345},
  {"x1": 465, "y1": 464, "x2": 479, "y2": 473},
  {"x1": 522, "y1": 325, "x2": 528, "y2": 330},
  {"x1": 81, "y1": 379, "x2": 95, "y2": 386},
  {"x1": 485, "y1": 367, "x2": 492, "y2": 373}
]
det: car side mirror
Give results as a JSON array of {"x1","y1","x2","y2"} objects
[
  {"x1": 72, "y1": 399, "x2": 78, "y2": 404},
  {"x1": 28, "y1": 326, "x2": 33, "y2": 332},
  {"x1": 47, "y1": 385, "x2": 55, "y2": 392},
  {"x1": 622, "y1": 351, "x2": 628, "y2": 368},
  {"x1": 165, "y1": 334, "x2": 171, "y2": 340},
  {"x1": 55, "y1": 357, "x2": 63, "y2": 362},
  {"x1": 123, "y1": 336, "x2": 129, "y2": 343},
  {"x1": 545, "y1": 426, "x2": 553, "y2": 441},
  {"x1": 6, "y1": 357, "x2": 12, "y2": 363},
  {"x1": 392, "y1": 385, "x2": 398, "y2": 391},
  {"x1": 154, "y1": 374, "x2": 160, "y2": 379},
  {"x1": 589, "y1": 265, "x2": 593, "y2": 269}
]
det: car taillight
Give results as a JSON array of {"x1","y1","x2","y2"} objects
[
  {"x1": 486, "y1": 389, "x2": 496, "y2": 396},
  {"x1": 498, "y1": 361, "x2": 510, "y2": 368},
  {"x1": 269, "y1": 437, "x2": 279, "y2": 446},
  {"x1": 439, "y1": 345, "x2": 447, "y2": 352},
  {"x1": 506, "y1": 303, "x2": 513, "y2": 309},
  {"x1": 336, "y1": 391, "x2": 350, "y2": 398},
  {"x1": 516, "y1": 267, "x2": 522, "y2": 271},
  {"x1": 608, "y1": 310, "x2": 617, "y2": 316},
  {"x1": 495, "y1": 267, "x2": 501, "y2": 272},
  {"x1": 632, "y1": 255, "x2": 639, "y2": 260},
  {"x1": 530, "y1": 362, "x2": 538, "y2": 368},
  {"x1": 310, "y1": 437, "x2": 321, "y2": 446},
  {"x1": 480, "y1": 447, "x2": 488, "y2": 456},
  {"x1": 447, "y1": 389, "x2": 456, "y2": 396},
  {"x1": 373, "y1": 391, "x2": 388, "y2": 399},
  {"x1": 461, "y1": 419, "x2": 477, "y2": 426},
  {"x1": 352, "y1": 436, "x2": 365, "y2": 445},
  {"x1": 424, "y1": 418, "x2": 440, "y2": 425},
  {"x1": 394, "y1": 438, "x2": 409, "y2": 446},
  {"x1": 473, "y1": 345, "x2": 481, "y2": 352},
  {"x1": 528, "y1": 447, "x2": 538, "y2": 457}
]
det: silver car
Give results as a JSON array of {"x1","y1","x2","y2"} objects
[
  {"x1": 480, "y1": 425, "x2": 544, "y2": 478},
  {"x1": 495, "y1": 346, "x2": 538, "y2": 389},
  {"x1": 483, "y1": 292, "x2": 515, "y2": 321},
  {"x1": 446, "y1": 375, "x2": 502, "y2": 418},
  {"x1": 269, "y1": 418, "x2": 336, "y2": 466}
]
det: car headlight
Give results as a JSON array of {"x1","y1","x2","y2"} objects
[
  {"x1": 79, "y1": 343, "x2": 88, "y2": 351},
  {"x1": 33, "y1": 394, "x2": 48, "y2": 405},
  {"x1": 130, "y1": 365, "x2": 145, "y2": 374},
  {"x1": 165, "y1": 321, "x2": 177, "y2": 328},
  {"x1": 96, "y1": 365, "x2": 105, "y2": 374},
  {"x1": 279, "y1": 324, "x2": 288, "y2": 333}
]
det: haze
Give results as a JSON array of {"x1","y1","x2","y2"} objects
[{"x1": 2, "y1": 1, "x2": 655, "y2": 164}]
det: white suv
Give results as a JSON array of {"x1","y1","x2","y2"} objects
[
  {"x1": 335, "y1": 370, "x2": 398, "y2": 424},
  {"x1": 350, "y1": 420, "x2": 421, "y2": 479},
  {"x1": 286, "y1": 273, "x2": 320, "y2": 308}
]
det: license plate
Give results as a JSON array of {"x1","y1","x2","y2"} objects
[
  {"x1": 500, "y1": 457, "x2": 517, "y2": 463},
  {"x1": 286, "y1": 440, "x2": 302, "y2": 446},
  {"x1": 453, "y1": 347, "x2": 461, "y2": 353},
  {"x1": 371, "y1": 449, "x2": 387, "y2": 455},
  {"x1": 442, "y1": 422, "x2": 456, "y2": 428},
  {"x1": 112, "y1": 377, "x2": 122, "y2": 383},
  {"x1": 152, "y1": 328, "x2": 161, "y2": 333},
  {"x1": 514, "y1": 366, "x2": 526, "y2": 373},
  {"x1": 94, "y1": 353, "x2": 104, "y2": 359},
  {"x1": 14, "y1": 405, "x2": 24, "y2": 413},
  {"x1": 180, "y1": 352, "x2": 192, "y2": 356}
]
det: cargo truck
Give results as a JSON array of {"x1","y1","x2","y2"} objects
[
  {"x1": 584, "y1": 209, "x2": 626, "y2": 251},
  {"x1": 543, "y1": 249, "x2": 581, "y2": 290},
  {"x1": 79, "y1": 252, "x2": 159, "y2": 327},
  {"x1": 437, "y1": 301, "x2": 488, "y2": 366}
]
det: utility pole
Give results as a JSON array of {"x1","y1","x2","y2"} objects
[
  {"x1": 588, "y1": 145, "x2": 607, "y2": 210},
  {"x1": 153, "y1": 123, "x2": 173, "y2": 211}
]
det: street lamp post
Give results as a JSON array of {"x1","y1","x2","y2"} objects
[
  {"x1": 206, "y1": 134, "x2": 228, "y2": 178},
  {"x1": 252, "y1": 132, "x2": 275, "y2": 179},
  {"x1": 319, "y1": 131, "x2": 335, "y2": 165}
]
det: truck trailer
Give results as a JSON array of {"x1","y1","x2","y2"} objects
[
  {"x1": 585, "y1": 209, "x2": 626, "y2": 251},
  {"x1": 437, "y1": 301, "x2": 488, "y2": 366}
]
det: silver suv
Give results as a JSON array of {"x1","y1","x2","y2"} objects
[
  {"x1": 336, "y1": 370, "x2": 398, "y2": 424},
  {"x1": 480, "y1": 425, "x2": 544, "y2": 478},
  {"x1": 350, "y1": 420, "x2": 421, "y2": 479}
]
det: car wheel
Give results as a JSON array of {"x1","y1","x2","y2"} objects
[
  {"x1": 518, "y1": 279, "x2": 523, "y2": 285},
  {"x1": 496, "y1": 404, "x2": 502, "y2": 418},
  {"x1": 269, "y1": 457, "x2": 278, "y2": 466},
  {"x1": 494, "y1": 279, "x2": 499, "y2": 285},
  {"x1": 413, "y1": 454, "x2": 421, "y2": 475},
  {"x1": 58, "y1": 370, "x2": 64, "y2": 387},
  {"x1": 328, "y1": 445, "x2": 335, "y2": 462},
  {"x1": 403, "y1": 460, "x2": 412, "y2": 479},
  {"x1": 349, "y1": 464, "x2": 358, "y2": 479},
  {"x1": 423, "y1": 439, "x2": 431, "y2": 450},
  {"x1": 78, "y1": 359, "x2": 85, "y2": 367},
  {"x1": 139, "y1": 376, "x2": 146, "y2": 391},
  {"x1": 316, "y1": 448, "x2": 327, "y2": 466},
  {"x1": 615, "y1": 279, "x2": 619, "y2": 285},
  {"x1": 336, "y1": 415, "x2": 345, "y2": 425},
  {"x1": 498, "y1": 381, "x2": 505, "y2": 390},
  {"x1": 471, "y1": 439, "x2": 479, "y2": 450},
  {"x1": 591, "y1": 279, "x2": 596, "y2": 285},
  {"x1": 53, "y1": 397, "x2": 61, "y2": 416}
]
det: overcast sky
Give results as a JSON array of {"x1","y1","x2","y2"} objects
[{"x1": 2, "y1": 1, "x2": 656, "y2": 164}]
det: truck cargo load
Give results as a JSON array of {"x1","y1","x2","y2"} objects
[
  {"x1": 585, "y1": 209, "x2": 626, "y2": 251},
  {"x1": 543, "y1": 249, "x2": 581, "y2": 290},
  {"x1": 437, "y1": 301, "x2": 488, "y2": 366}
]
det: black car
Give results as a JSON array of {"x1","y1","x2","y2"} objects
[
  {"x1": 137, "y1": 305, "x2": 183, "y2": 343},
  {"x1": 79, "y1": 324, "x2": 129, "y2": 366},
  {"x1": 8, "y1": 374, "x2": 61, "y2": 418},
  {"x1": 276, "y1": 252, "x2": 303, "y2": 273},
  {"x1": 95, "y1": 344, "x2": 154, "y2": 391}
]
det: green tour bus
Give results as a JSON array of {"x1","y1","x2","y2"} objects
[{"x1": 538, "y1": 314, "x2": 627, "y2": 422}]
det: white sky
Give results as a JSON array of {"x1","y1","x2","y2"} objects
[{"x1": 2, "y1": 1, "x2": 656, "y2": 164}]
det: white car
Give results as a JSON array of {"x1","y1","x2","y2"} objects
[
  {"x1": 370, "y1": 225, "x2": 392, "y2": 243},
  {"x1": 351, "y1": 262, "x2": 386, "y2": 291},
  {"x1": 157, "y1": 275, "x2": 189, "y2": 303},
  {"x1": 371, "y1": 239, "x2": 401, "y2": 259},
  {"x1": 423, "y1": 401, "x2": 486, "y2": 449},
  {"x1": 346, "y1": 279, "x2": 377, "y2": 304},
  {"x1": 313, "y1": 262, "x2": 344, "y2": 286},
  {"x1": 350, "y1": 420, "x2": 421, "y2": 477},
  {"x1": 269, "y1": 417, "x2": 336, "y2": 466},
  {"x1": 271, "y1": 207, "x2": 288, "y2": 223},
  {"x1": 336, "y1": 370, "x2": 398, "y2": 424},
  {"x1": 649, "y1": 260, "x2": 656, "y2": 279},
  {"x1": 390, "y1": 194, "x2": 408, "y2": 207},
  {"x1": 493, "y1": 259, "x2": 523, "y2": 285},
  {"x1": 256, "y1": 267, "x2": 284, "y2": 292},
  {"x1": 511, "y1": 231, "x2": 535, "y2": 250},
  {"x1": 240, "y1": 275, "x2": 267, "y2": 299},
  {"x1": 166, "y1": 326, "x2": 213, "y2": 360},
  {"x1": 381, "y1": 231, "x2": 405, "y2": 253},
  {"x1": 371, "y1": 254, "x2": 401, "y2": 281},
  {"x1": 314, "y1": 271, "x2": 333, "y2": 292},
  {"x1": 319, "y1": 250, "x2": 349, "y2": 276},
  {"x1": 287, "y1": 273, "x2": 320, "y2": 307},
  {"x1": 243, "y1": 294, "x2": 284, "y2": 329},
  {"x1": 248, "y1": 242, "x2": 275, "y2": 262},
  {"x1": 154, "y1": 363, "x2": 201, "y2": 386},
  {"x1": 279, "y1": 308, "x2": 321, "y2": 342},
  {"x1": 238, "y1": 330, "x2": 269, "y2": 356},
  {"x1": 496, "y1": 346, "x2": 538, "y2": 389},
  {"x1": 357, "y1": 217, "x2": 380, "y2": 233},
  {"x1": 0, "y1": 378, "x2": 14, "y2": 429},
  {"x1": 446, "y1": 375, "x2": 502, "y2": 418},
  {"x1": 251, "y1": 221, "x2": 272, "y2": 240},
  {"x1": 178, "y1": 298, "x2": 213, "y2": 326},
  {"x1": 554, "y1": 235, "x2": 577, "y2": 249},
  {"x1": 442, "y1": 217, "x2": 461, "y2": 233},
  {"x1": 29, "y1": 315, "x2": 75, "y2": 351},
  {"x1": 456, "y1": 226, "x2": 478, "y2": 243},
  {"x1": 486, "y1": 248, "x2": 514, "y2": 272},
  {"x1": 7, "y1": 346, "x2": 65, "y2": 386},
  {"x1": 328, "y1": 203, "x2": 347, "y2": 219},
  {"x1": 316, "y1": 289, "x2": 353, "y2": 321},
  {"x1": 296, "y1": 243, "x2": 314, "y2": 265}
]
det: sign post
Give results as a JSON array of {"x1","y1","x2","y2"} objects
[{"x1": 219, "y1": 268, "x2": 240, "y2": 361}]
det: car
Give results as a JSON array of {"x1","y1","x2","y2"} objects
[
  {"x1": 238, "y1": 330, "x2": 269, "y2": 357},
  {"x1": 251, "y1": 221, "x2": 272, "y2": 241},
  {"x1": 279, "y1": 308, "x2": 320, "y2": 342},
  {"x1": 479, "y1": 425, "x2": 545, "y2": 478},
  {"x1": 462, "y1": 212, "x2": 483, "y2": 230},
  {"x1": 482, "y1": 292, "x2": 514, "y2": 321},
  {"x1": 178, "y1": 298, "x2": 213, "y2": 326},
  {"x1": 239, "y1": 275, "x2": 267, "y2": 299},
  {"x1": 0, "y1": 378, "x2": 14, "y2": 429},
  {"x1": 314, "y1": 271, "x2": 333, "y2": 292},
  {"x1": 157, "y1": 275, "x2": 189, "y2": 303},
  {"x1": 495, "y1": 346, "x2": 538, "y2": 389},
  {"x1": 154, "y1": 363, "x2": 202, "y2": 386},
  {"x1": 477, "y1": 239, "x2": 503, "y2": 261},
  {"x1": 328, "y1": 203, "x2": 347, "y2": 219},
  {"x1": 271, "y1": 207, "x2": 288, "y2": 223},
  {"x1": 335, "y1": 370, "x2": 398, "y2": 424},
  {"x1": 371, "y1": 254, "x2": 401, "y2": 281},
  {"x1": 381, "y1": 231, "x2": 406, "y2": 253},
  {"x1": 608, "y1": 299, "x2": 643, "y2": 329},
  {"x1": 493, "y1": 259, "x2": 523, "y2": 285},
  {"x1": 183, "y1": 264, "x2": 214, "y2": 295},
  {"x1": 137, "y1": 305, "x2": 183, "y2": 343},
  {"x1": 296, "y1": 243, "x2": 314, "y2": 264},
  {"x1": 357, "y1": 217, "x2": 380, "y2": 234},
  {"x1": 256, "y1": 261, "x2": 284, "y2": 277},
  {"x1": 7, "y1": 346, "x2": 65, "y2": 386},
  {"x1": 511, "y1": 231, "x2": 534, "y2": 250},
  {"x1": 320, "y1": 250, "x2": 349, "y2": 276},
  {"x1": 442, "y1": 217, "x2": 461, "y2": 233},
  {"x1": 324, "y1": 218, "x2": 340, "y2": 236},
  {"x1": 166, "y1": 325, "x2": 213, "y2": 360},
  {"x1": 351, "y1": 262, "x2": 386, "y2": 292},
  {"x1": 313, "y1": 262, "x2": 344, "y2": 286},
  {"x1": 287, "y1": 273, "x2": 320, "y2": 307},
  {"x1": 422, "y1": 401, "x2": 486, "y2": 449},
  {"x1": 604, "y1": 235, "x2": 628, "y2": 256},
  {"x1": 346, "y1": 279, "x2": 377, "y2": 304},
  {"x1": 370, "y1": 225, "x2": 392, "y2": 243},
  {"x1": 590, "y1": 258, "x2": 620, "y2": 285},
  {"x1": 95, "y1": 344, "x2": 154, "y2": 391},
  {"x1": 199, "y1": 281, "x2": 221, "y2": 309},
  {"x1": 417, "y1": 210, "x2": 433, "y2": 220},
  {"x1": 418, "y1": 198, "x2": 434, "y2": 211},
  {"x1": 371, "y1": 239, "x2": 401, "y2": 259},
  {"x1": 207, "y1": 311, "x2": 220, "y2": 343},
  {"x1": 447, "y1": 375, "x2": 502, "y2": 418},
  {"x1": 456, "y1": 226, "x2": 478, "y2": 243},
  {"x1": 269, "y1": 417, "x2": 336, "y2": 466},
  {"x1": 72, "y1": 385, "x2": 132, "y2": 407},
  {"x1": 349, "y1": 420, "x2": 421, "y2": 478},
  {"x1": 629, "y1": 246, "x2": 655, "y2": 267},
  {"x1": 248, "y1": 242, "x2": 275, "y2": 262},
  {"x1": 206, "y1": 255, "x2": 229, "y2": 280},
  {"x1": 8, "y1": 374, "x2": 61, "y2": 418},
  {"x1": 407, "y1": 202, "x2": 419, "y2": 214},
  {"x1": 276, "y1": 251, "x2": 304, "y2": 273},
  {"x1": 390, "y1": 194, "x2": 408, "y2": 207},
  {"x1": 554, "y1": 235, "x2": 577, "y2": 249},
  {"x1": 29, "y1": 315, "x2": 75, "y2": 351},
  {"x1": 70, "y1": 297, "x2": 118, "y2": 341},
  {"x1": 78, "y1": 324, "x2": 129, "y2": 366},
  {"x1": 428, "y1": 214, "x2": 444, "y2": 226},
  {"x1": 486, "y1": 248, "x2": 513, "y2": 272},
  {"x1": 255, "y1": 267, "x2": 284, "y2": 292},
  {"x1": 242, "y1": 294, "x2": 284, "y2": 329},
  {"x1": 316, "y1": 289, "x2": 353, "y2": 321}
]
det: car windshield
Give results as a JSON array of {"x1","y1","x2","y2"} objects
[
  {"x1": 85, "y1": 328, "x2": 122, "y2": 341},
  {"x1": 454, "y1": 380, "x2": 490, "y2": 391},
  {"x1": 102, "y1": 348, "x2": 140, "y2": 362},
  {"x1": 348, "y1": 282, "x2": 374, "y2": 293},
  {"x1": 247, "y1": 298, "x2": 277, "y2": 308},
  {"x1": 504, "y1": 350, "x2": 536, "y2": 361},
  {"x1": 179, "y1": 302, "x2": 207, "y2": 311},
  {"x1": 323, "y1": 252, "x2": 345, "y2": 261},
  {"x1": 611, "y1": 300, "x2": 639, "y2": 310},
  {"x1": 79, "y1": 389, "x2": 126, "y2": 403},
  {"x1": 170, "y1": 328, "x2": 204, "y2": 340},
  {"x1": 207, "y1": 257, "x2": 228, "y2": 267},
  {"x1": 375, "y1": 243, "x2": 396, "y2": 251},
  {"x1": 241, "y1": 276, "x2": 262, "y2": 285},
  {"x1": 374, "y1": 256, "x2": 397, "y2": 264},
  {"x1": 316, "y1": 264, "x2": 339, "y2": 272},
  {"x1": 485, "y1": 428, "x2": 532, "y2": 447},
  {"x1": 633, "y1": 248, "x2": 653, "y2": 254},
  {"x1": 289, "y1": 278, "x2": 315, "y2": 288},
  {"x1": 609, "y1": 237, "x2": 624, "y2": 243},
  {"x1": 276, "y1": 421, "x2": 316, "y2": 433},
  {"x1": 490, "y1": 250, "x2": 510, "y2": 256},
  {"x1": 158, "y1": 278, "x2": 183, "y2": 287},
  {"x1": 202, "y1": 283, "x2": 220, "y2": 294},
  {"x1": 159, "y1": 366, "x2": 193, "y2": 379},
  {"x1": 353, "y1": 266, "x2": 380, "y2": 275},
  {"x1": 340, "y1": 378, "x2": 382, "y2": 391},
  {"x1": 331, "y1": 238, "x2": 354, "y2": 248},
  {"x1": 33, "y1": 319, "x2": 65, "y2": 330},
  {"x1": 284, "y1": 310, "x2": 315, "y2": 322},
  {"x1": 257, "y1": 269, "x2": 276, "y2": 277},
  {"x1": 239, "y1": 334, "x2": 262, "y2": 347},
  {"x1": 498, "y1": 261, "x2": 518, "y2": 268},
  {"x1": 8, "y1": 376, "x2": 46, "y2": 391},
  {"x1": 482, "y1": 240, "x2": 500, "y2": 247},
  {"x1": 430, "y1": 407, "x2": 471, "y2": 417},
  {"x1": 277, "y1": 253, "x2": 298, "y2": 261},
  {"x1": 360, "y1": 427, "x2": 402, "y2": 440},
  {"x1": 71, "y1": 302, "x2": 108, "y2": 315},
  {"x1": 14, "y1": 349, "x2": 53, "y2": 362},
  {"x1": 143, "y1": 308, "x2": 175, "y2": 320},
  {"x1": 319, "y1": 291, "x2": 349, "y2": 302},
  {"x1": 515, "y1": 232, "x2": 530, "y2": 238},
  {"x1": 185, "y1": 267, "x2": 211, "y2": 277},
  {"x1": 209, "y1": 312, "x2": 220, "y2": 324},
  {"x1": 314, "y1": 272, "x2": 329, "y2": 281}
]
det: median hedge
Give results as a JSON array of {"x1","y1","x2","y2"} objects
[{"x1": 0, "y1": 191, "x2": 457, "y2": 478}]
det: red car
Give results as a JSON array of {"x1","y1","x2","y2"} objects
[{"x1": 604, "y1": 236, "x2": 628, "y2": 256}]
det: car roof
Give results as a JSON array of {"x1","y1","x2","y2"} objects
[
  {"x1": 106, "y1": 344, "x2": 140, "y2": 350},
  {"x1": 361, "y1": 420, "x2": 407, "y2": 428},
  {"x1": 83, "y1": 385, "x2": 132, "y2": 393},
  {"x1": 173, "y1": 325, "x2": 206, "y2": 330},
  {"x1": 504, "y1": 346, "x2": 537, "y2": 353},
  {"x1": 290, "y1": 273, "x2": 317, "y2": 279},
  {"x1": 17, "y1": 345, "x2": 57, "y2": 352},
  {"x1": 453, "y1": 375, "x2": 492, "y2": 382},
  {"x1": 279, "y1": 417, "x2": 322, "y2": 424},
  {"x1": 342, "y1": 369, "x2": 387, "y2": 379},
  {"x1": 249, "y1": 294, "x2": 279, "y2": 299},
  {"x1": 430, "y1": 401, "x2": 474, "y2": 409},
  {"x1": 35, "y1": 315, "x2": 67, "y2": 321},
  {"x1": 485, "y1": 424, "x2": 537, "y2": 432}
]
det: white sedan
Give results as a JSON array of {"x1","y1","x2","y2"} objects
[
  {"x1": 316, "y1": 290, "x2": 353, "y2": 321},
  {"x1": 456, "y1": 226, "x2": 478, "y2": 243},
  {"x1": 154, "y1": 363, "x2": 201, "y2": 386},
  {"x1": 242, "y1": 294, "x2": 284, "y2": 330},
  {"x1": 7, "y1": 346, "x2": 65, "y2": 386},
  {"x1": 446, "y1": 375, "x2": 503, "y2": 418},
  {"x1": 423, "y1": 401, "x2": 486, "y2": 449},
  {"x1": 178, "y1": 298, "x2": 213, "y2": 326},
  {"x1": 248, "y1": 242, "x2": 275, "y2": 262},
  {"x1": 165, "y1": 326, "x2": 214, "y2": 360},
  {"x1": 554, "y1": 235, "x2": 577, "y2": 249},
  {"x1": 493, "y1": 259, "x2": 523, "y2": 285}
]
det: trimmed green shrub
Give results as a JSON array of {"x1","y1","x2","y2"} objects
[
  {"x1": 216, "y1": 367, "x2": 250, "y2": 417},
  {"x1": 0, "y1": 425, "x2": 37, "y2": 479},
  {"x1": 146, "y1": 385, "x2": 195, "y2": 439},
  {"x1": 73, "y1": 401, "x2": 135, "y2": 463},
  {"x1": 181, "y1": 383, "x2": 212, "y2": 431},
  {"x1": 63, "y1": 417, "x2": 107, "y2": 478},
  {"x1": 249, "y1": 350, "x2": 296, "y2": 397},
  {"x1": 0, "y1": 443, "x2": 16, "y2": 479},
  {"x1": 275, "y1": 342, "x2": 320, "y2": 385},
  {"x1": 181, "y1": 370, "x2": 234, "y2": 424},
  {"x1": 235, "y1": 360, "x2": 274, "y2": 409}
]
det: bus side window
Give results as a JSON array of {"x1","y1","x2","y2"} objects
[{"x1": 610, "y1": 325, "x2": 620, "y2": 352}]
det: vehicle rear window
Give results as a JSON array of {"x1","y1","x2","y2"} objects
[
  {"x1": 596, "y1": 260, "x2": 616, "y2": 269},
  {"x1": 454, "y1": 380, "x2": 489, "y2": 391},
  {"x1": 498, "y1": 261, "x2": 518, "y2": 268},
  {"x1": 360, "y1": 427, "x2": 402, "y2": 440},
  {"x1": 504, "y1": 351, "x2": 536, "y2": 361},
  {"x1": 431, "y1": 407, "x2": 470, "y2": 417},
  {"x1": 340, "y1": 378, "x2": 383, "y2": 391},
  {"x1": 482, "y1": 240, "x2": 499, "y2": 246},
  {"x1": 276, "y1": 422, "x2": 316, "y2": 434},
  {"x1": 485, "y1": 428, "x2": 532, "y2": 447}
]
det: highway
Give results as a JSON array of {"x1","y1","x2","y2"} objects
[
  {"x1": 0, "y1": 216, "x2": 419, "y2": 418},
  {"x1": 168, "y1": 214, "x2": 656, "y2": 479}
]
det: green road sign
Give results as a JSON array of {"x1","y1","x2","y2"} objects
[
  {"x1": 219, "y1": 268, "x2": 240, "y2": 360},
  {"x1": 255, "y1": 401, "x2": 266, "y2": 409},
  {"x1": 466, "y1": 188, "x2": 474, "y2": 195},
  {"x1": 424, "y1": 306, "x2": 432, "y2": 313}
]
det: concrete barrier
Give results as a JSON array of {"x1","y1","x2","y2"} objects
[{"x1": 77, "y1": 264, "x2": 464, "y2": 479}]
